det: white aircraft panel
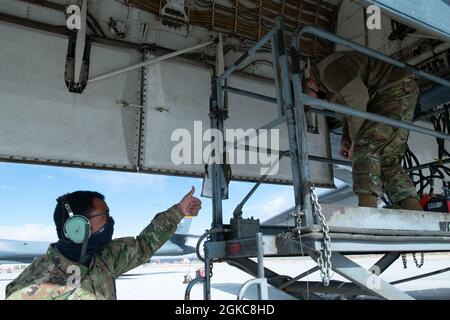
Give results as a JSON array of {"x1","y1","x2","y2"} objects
[
  {"x1": 0, "y1": 23, "x2": 333, "y2": 186},
  {"x1": 363, "y1": 0, "x2": 450, "y2": 43},
  {"x1": 0, "y1": 23, "x2": 141, "y2": 170},
  {"x1": 143, "y1": 60, "x2": 334, "y2": 186}
]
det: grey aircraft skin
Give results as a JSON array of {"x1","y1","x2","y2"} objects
[{"x1": 0, "y1": 218, "x2": 198, "y2": 264}]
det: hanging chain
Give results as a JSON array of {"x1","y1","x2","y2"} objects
[
  {"x1": 310, "y1": 185, "x2": 332, "y2": 286},
  {"x1": 402, "y1": 253, "x2": 425, "y2": 269},
  {"x1": 412, "y1": 252, "x2": 425, "y2": 268},
  {"x1": 401, "y1": 253, "x2": 408, "y2": 269}
]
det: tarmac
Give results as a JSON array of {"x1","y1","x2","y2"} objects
[{"x1": 1, "y1": 253, "x2": 450, "y2": 300}]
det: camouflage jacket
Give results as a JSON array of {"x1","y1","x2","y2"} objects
[
  {"x1": 311, "y1": 51, "x2": 413, "y2": 142},
  {"x1": 5, "y1": 206, "x2": 184, "y2": 300}
]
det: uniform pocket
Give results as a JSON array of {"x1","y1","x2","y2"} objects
[{"x1": 403, "y1": 78, "x2": 418, "y2": 94}]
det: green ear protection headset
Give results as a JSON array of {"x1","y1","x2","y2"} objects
[
  {"x1": 58, "y1": 194, "x2": 90, "y2": 263},
  {"x1": 58, "y1": 194, "x2": 91, "y2": 244}
]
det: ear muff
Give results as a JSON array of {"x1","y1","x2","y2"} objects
[
  {"x1": 58, "y1": 194, "x2": 91, "y2": 244},
  {"x1": 63, "y1": 215, "x2": 91, "y2": 244}
]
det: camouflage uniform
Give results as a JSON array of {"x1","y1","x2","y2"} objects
[
  {"x1": 312, "y1": 51, "x2": 419, "y2": 203},
  {"x1": 352, "y1": 78, "x2": 419, "y2": 202},
  {"x1": 5, "y1": 206, "x2": 184, "y2": 300}
]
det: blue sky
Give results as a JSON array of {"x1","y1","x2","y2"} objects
[{"x1": 0, "y1": 162, "x2": 298, "y2": 242}]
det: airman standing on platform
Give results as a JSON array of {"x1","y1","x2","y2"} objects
[{"x1": 304, "y1": 51, "x2": 422, "y2": 210}]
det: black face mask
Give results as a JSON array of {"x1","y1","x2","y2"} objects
[
  {"x1": 54, "y1": 217, "x2": 115, "y2": 266},
  {"x1": 88, "y1": 216, "x2": 115, "y2": 250}
]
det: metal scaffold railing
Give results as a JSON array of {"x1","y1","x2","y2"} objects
[{"x1": 197, "y1": 16, "x2": 450, "y2": 301}]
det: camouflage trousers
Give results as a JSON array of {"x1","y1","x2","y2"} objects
[{"x1": 352, "y1": 78, "x2": 420, "y2": 203}]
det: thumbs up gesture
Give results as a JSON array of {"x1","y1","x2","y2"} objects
[{"x1": 176, "y1": 186, "x2": 202, "y2": 217}]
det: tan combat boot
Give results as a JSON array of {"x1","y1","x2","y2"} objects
[
  {"x1": 398, "y1": 198, "x2": 423, "y2": 211},
  {"x1": 357, "y1": 193, "x2": 378, "y2": 208}
]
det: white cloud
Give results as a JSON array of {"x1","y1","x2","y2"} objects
[
  {"x1": 245, "y1": 191, "x2": 294, "y2": 221},
  {"x1": 0, "y1": 224, "x2": 57, "y2": 242},
  {"x1": 73, "y1": 171, "x2": 166, "y2": 192}
]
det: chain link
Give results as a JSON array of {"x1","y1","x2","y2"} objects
[
  {"x1": 413, "y1": 252, "x2": 425, "y2": 268},
  {"x1": 310, "y1": 185, "x2": 332, "y2": 286},
  {"x1": 401, "y1": 253, "x2": 425, "y2": 269},
  {"x1": 401, "y1": 253, "x2": 408, "y2": 269}
]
